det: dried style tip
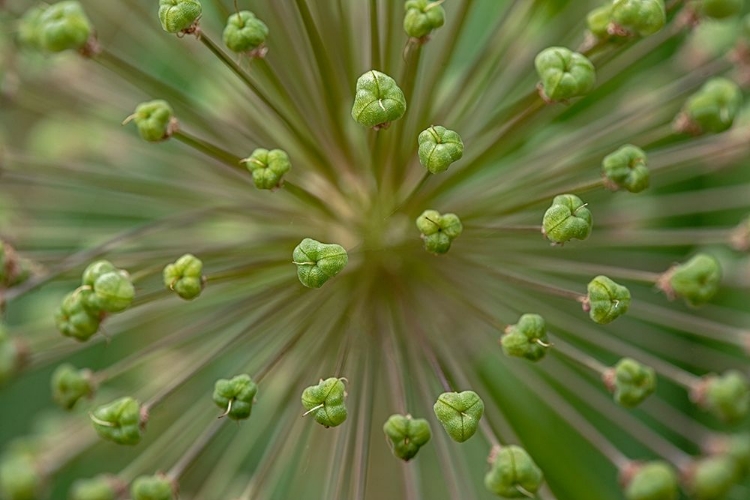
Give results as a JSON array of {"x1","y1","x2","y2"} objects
[
  {"x1": 158, "y1": 0, "x2": 202, "y2": 34},
  {"x1": 51, "y1": 363, "x2": 95, "y2": 410},
  {"x1": 693, "y1": 370, "x2": 750, "y2": 424},
  {"x1": 433, "y1": 390, "x2": 484, "y2": 443},
  {"x1": 403, "y1": 0, "x2": 445, "y2": 39},
  {"x1": 383, "y1": 414, "x2": 432, "y2": 461},
  {"x1": 541, "y1": 194, "x2": 592, "y2": 244},
  {"x1": 675, "y1": 77, "x2": 742, "y2": 135},
  {"x1": 417, "y1": 126, "x2": 464, "y2": 174},
  {"x1": 484, "y1": 445, "x2": 544, "y2": 498},
  {"x1": 658, "y1": 253, "x2": 721, "y2": 307},
  {"x1": 86, "y1": 270, "x2": 135, "y2": 313},
  {"x1": 416, "y1": 209, "x2": 463, "y2": 254},
  {"x1": 622, "y1": 461, "x2": 679, "y2": 500},
  {"x1": 534, "y1": 47, "x2": 596, "y2": 102},
  {"x1": 292, "y1": 239, "x2": 348, "y2": 289},
  {"x1": 0, "y1": 449, "x2": 46, "y2": 500},
  {"x1": 223, "y1": 11, "x2": 268, "y2": 54},
  {"x1": 684, "y1": 456, "x2": 740, "y2": 500},
  {"x1": 69, "y1": 475, "x2": 125, "y2": 500},
  {"x1": 163, "y1": 254, "x2": 204, "y2": 300},
  {"x1": 602, "y1": 144, "x2": 650, "y2": 193},
  {"x1": 131, "y1": 474, "x2": 176, "y2": 500},
  {"x1": 213, "y1": 374, "x2": 258, "y2": 420},
  {"x1": 301, "y1": 377, "x2": 348, "y2": 427},
  {"x1": 701, "y1": 0, "x2": 744, "y2": 20},
  {"x1": 611, "y1": 0, "x2": 666, "y2": 37},
  {"x1": 605, "y1": 358, "x2": 656, "y2": 408},
  {"x1": 90, "y1": 397, "x2": 145, "y2": 445},
  {"x1": 126, "y1": 100, "x2": 177, "y2": 142},
  {"x1": 351, "y1": 70, "x2": 407, "y2": 129},
  {"x1": 55, "y1": 290, "x2": 102, "y2": 342},
  {"x1": 242, "y1": 148, "x2": 292, "y2": 190},
  {"x1": 500, "y1": 313, "x2": 550, "y2": 362},
  {"x1": 37, "y1": 1, "x2": 93, "y2": 53},
  {"x1": 584, "y1": 275, "x2": 631, "y2": 324}
]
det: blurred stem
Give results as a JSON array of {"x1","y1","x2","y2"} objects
[
  {"x1": 172, "y1": 130, "x2": 244, "y2": 167},
  {"x1": 551, "y1": 338, "x2": 609, "y2": 375},
  {"x1": 167, "y1": 418, "x2": 226, "y2": 480}
]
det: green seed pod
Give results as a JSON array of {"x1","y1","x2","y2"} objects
[
  {"x1": 301, "y1": 377, "x2": 348, "y2": 428},
  {"x1": 587, "y1": 5, "x2": 614, "y2": 39},
  {"x1": 585, "y1": 275, "x2": 631, "y2": 324},
  {"x1": 416, "y1": 209, "x2": 463, "y2": 254},
  {"x1": 69, "y1": 475, "x2": 123, "y2": 500},
  {"x1": 130, "y1": 474, "x2": 175, "y2": 500},
  {"x1": 611, "y1": 0, "x2": 666, "y2": 37},
  {"x1": 351, "y1": 70, "x2": 407, "y2": 128},
  {"x1": 212, "y1": 374, "x2": 258, "y2": 420},
  {"x1": 403, "y1": 0, "x2": 445, "y2": 39},
  {"x1": 484, "y1": 445, "x2": 545, "y2": 498},
  {"x1": 417, "y1": 126, "x2": 464, "y2": 174},
  {"x1": 82, "y1": 260, "x2": 117, "y2": 287},
  {"x1": 677, "y1": 77, "x2": 742, "y2": 134},
  {"x1": 223, "y1": 11, "x2": 269, "y2": 53},
  {"x1": 602, "y1": 144, "x2": 650, "y2": 193},
  {"x1": 242, "y1": 148, "x2": 292, "y2": 190},
  {"x1": 722, "y1": 433, "x2": 750, "y2": 476},
  {"x1": 0, "y1": 451, "x2": 45, "y2": 500},
  {"x1": 0, "y1": 326, "x2": 27, "y2": 386},
  {"x1": 90, "y1": 397, "x2": 144, "y2": 445},
  {"x1": 605, "y1": 358, "x2": 656, "y2": 408},
  {"x1": 158, "y1": 0, "x2": 202, "y2": 34},
  {"x1": 660, "y1": 253, "x2": 721, "y2": 307},
  {"x1": 38, "y1": 1, "x2": 92, "y2": 53},
  {"x1": 55, "y1": 290, "x2": 102, "y2": 342},
  {"x1": 534, "y1": 47, "x2": 596, "y2": 102},
  {"x1": 17, "y1": 6, "x2": 47, "y2": 50},
  {"x1": 86, "y1": 270, "x2": 135, "y2": 313},
  {"x1": 127, "y1": 100, "x2": 176, "y2": 142},
  {"x1": 163, "y1": 253, "x2": 204, "y2": 300},
  {"x1": 623, "y1": 461, "x2": 679, "y2": 500},
  {"x1": 541, "y1": 194, "x2": 592, "y2": 244},
  {"x1": 51, "y1": 363, "x2": 95, "y2": 410},
  {"x1": 500, "y1": 313, "x2": 550, "y2": 362},
  {"x1": 292, "y1": 238, "x2": 349, "y2": 289},
  {"x1": 686, "y1": 456, "x2": 740, "y2": 500},
  {"x1": 433, "y1": 390, "x2": 484, "y2": 443},
  {"x1": 702, "y1": 0, "x2": 744, "y2": 19},
  {"x1": 383, "y1": 413, "x2": 432, "y2": 461},
  {"x1": 697, "y1": 370, "x2": 750, "y2": 424}
]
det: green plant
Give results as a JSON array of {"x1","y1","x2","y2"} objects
[{"x1": 1, "y1": 1, "x2": 750, "y2": 499}]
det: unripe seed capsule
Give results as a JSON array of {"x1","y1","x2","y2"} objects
[
  {"x1": 126, "y1": 100, "x2": 177, "y2": 142},
  {"x1": 416, "y1": 209, "x2": 463, "y2": 254},
  {"x1": 212, "y1": 374, "x2": 258, "y2": 420},
  {"x1": 587, "y1": 5, "x2": 614, "y2": 39},
  {"x1": 500, "y1": 313, "x2": 550, "y2": 362},
  {"x1": 542, "y1": 194, "x2": 592, "y2": 244},
  {"x1": 130, "y1": 474, "x2": 176, "y2": 500},
  {"x1": 51, "y1": 363, "x2": 95, "y2": 410},
  {"x1": 38, "y1": 1, "x2": 92, "y2": 53},
  {"x1": 351, "y1": 70, "x2": 407, "y2": 129},
  {"x1": 658, "y1": 253, "x2": 721, "y2": 307},
  {"x1": 55, "y1": 290, "x2": 101, "y2": 342},
  {"x1": 535, "y1": 47, "x2": 596, "y2": 102},
  {"x1": 383, "y1": 414, "x2": 432, "y2": 461},
  {"x1": 484, "y1": 445, "x2": 545, "y2": 498},
  {"x1": 676, "y1": 77, "x2": 742, "y2": 135},
  {"x1": 292, "y1": 239, "x2": 348, "y2": 289},
  {"x1": 604, "y1": 358, "x2": 656, "y2": 408},
  {"x1": 69, "y1": 475, "x2": 124, "y2": 500},
  {"x1": 694, "y1": 370, "x2": 750, "y2": 424},
  {"x1": 158, "y1": 0, "x2": 202, "y2": 34},
  {"x1": 223, "y1": 11, "x2": 268, "y2": 53},
  {"x1": 602, "y1": 144, "x2": 650, "y2": 193},
  {"x1": 90, "y1": 397, "x2": 145, "y2": 445},
  {"x1": 685, "y1": 456, "x2": 740, "y2": 500},
  {"x1": 163, "y1": 254, "x2": 204, "y2": 300},
  {"x1": 403, "y1": 0, "x2": 445, "y2": 39},
  {"x1": 417, "y1": 126, "x2": 464, "y2": 174},
  {"x1": 0, "y1": 450, "x2": 46, "y2": 500},
  {"x1": 433, "y1": 390, "x2": 484, "y2": 443},
  {"x1": 584, "y1": 275, "x2": 631, "y2": 324},
  {"x1": 241, "y1": 148, "x2": 292, "y2": 190},
  {"x1": 87, "y1": 270, "x2": 135, "y2": 313},
  {"x1": 611, "y1": 0, "x2": 666, "y2": 37},
  {"x1": 301, "y1": 377, "x2": 348, "y2": 427},
  {"x1": 17, "y1": 6, "x2": 47, "y2": 50},
  {"x1": 622, "y1": 461, "x2": 679, "y2": 500}
]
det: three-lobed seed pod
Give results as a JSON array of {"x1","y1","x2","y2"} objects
[
  {"x1": 242, "y1": 148, "x2": 292, "y2": 190},
  {"x1": 694, "y1": 370, "x2": 750, "y2": 424},
  {"x1": 292, "y1": 238, "x2": 348, "y2": 289},
  {"x1": 416, "y1": 209, "x2": 463, "y2": 254},
  {"x1": 676, "y1": 77, "x2": 742, "y2": 135},
  {"x1": 403, "y1": 0, "x2": 445, "y2": 39},
  {"x1": 127, "y1": 100, "x2": 177, "y2": 142},
  {"x1": 213, "y1": 374, "x2": 258, "y2": 420},
  {"x1": 433, "y1": 390, "x2": 484, "y2": 443},
  {"x1": 484, "y1": 445, "x2": 545, "y2": 498},
  {"x1": 51, "y1": 363, "x2": 95, "y2": 410},
  {"x1": 535, "y1": 47, "x2": 596, "y2": 102},
  {"x1": 223, "y1": 11, "x2": 269, "y2": 53},
  {"x1": 658, "y1": 253, "x2": 721, "y2": 307},
  {"x1": 37, "y1": 1, "x2": 92, "y2": 53},
  {"x1": 69, "y1": 475, "x2": 124, "y2": 500},
  {"x1": 90, "y1": 397, "x2": 145, "y2": 445},
  {"x1": 383, "y1": 414, "x2": 432, "y2": 461},
  {"x1": 610, "y1": 0, "x2": 666, "y2": 37},
  {"x1": 622, "y1": 461, "x2": 679, "y2": 500},
  {"x1": 542, "y1": 194, "x2": 592, "y2": 244},
  {"x1": 55, "y1": 290, "x2": 102, "y2": 342},
  {"x1": 158, "y1": 0, "x2": 202, "y2": 34},
  {"x1": 301, "y1": 377, "x2": 348, "y2": 427},
  {"x1": 584, "y1": 275, "x2": 631, "y2": 324},
  {"x1": 351, "y1": 70, "x2": 407, "y2": 128},
  {"x1": 604, "y1": 358, "x2": 656, "y2": 408},
  {"x1": 417, "y1": 126, "x2": 464, "y2": 174},
  {"x1": 684, "y1": 456, "x2": 741, "y2": 500},
  {"x1": 602, "y1": 144, "x2": 650, "y2": 193},
  {"x1": 500, "y1": 313, "x2": 550, "y2": 362},
  {"x1": 163, "y1": 254, "x2": 204, "y2": 300},
  {"x1": 0, "y1": 449, "x2": 46, "y2": 500},
  {"x1": 131, "y1": 474, "x2": 176, "y2": 500}
]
